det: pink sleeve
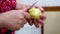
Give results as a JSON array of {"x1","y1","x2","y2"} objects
[
  {"x1": 0, "y1": 0, "x2": 16, "y2": 13},
  {"x1": 0, "y1": 0, "x2": 16, "y2": 34}
]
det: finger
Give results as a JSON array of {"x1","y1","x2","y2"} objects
[
  {"x1": 6, "y1": 23, "x2": 21, "y2": 31},
  {"x1": 40, "y1": 13, "x2": 46, "y2": 20},
  {"x1": 37, "y1": 19, "x2": 44, "y2": 25},
  {"x1": 34, "y1": 5, "x2": 45, "y2": 13},
  {"x1": 27, "y1": 18, "x2": 33, "y2": 26},
  {"x1": 17, "y1": 13, "x2": 27, "y2": 24},
  {"x1": 22, "y1": 12, "x2": 31, "y2": 19},
  {"x1": 19, "y1": 18, "x2": 27, "y2": 24},
  {"x1": 34, "y1": 19, "x2": 39, "y2": 28},
  {"x1": 22, "y1": 8, "x2": 28, "y2": 12}
]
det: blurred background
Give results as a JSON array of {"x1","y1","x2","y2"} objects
[{"x1": 15, "y1": 0, "x2": 60, "y2": 34}]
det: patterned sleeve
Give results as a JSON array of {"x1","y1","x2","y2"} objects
[
  {"x1": 0, "y1": 0, "x2": 16, "y2": 34},
  {"x1": 0, "y1": 0, "x2": 16, "y2": 13}
]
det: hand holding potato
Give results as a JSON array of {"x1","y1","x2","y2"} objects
[{"x1": 27, "y1": 6, "x2": 46, "y2": 28}]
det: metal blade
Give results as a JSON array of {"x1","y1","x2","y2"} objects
[{"x1": 28, "y1": 1, "x2": 38, "y2": 9}]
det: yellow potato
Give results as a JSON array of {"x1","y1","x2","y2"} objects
[{"x1": 29, "y1": 7, "x2": 41, "y2": 19}]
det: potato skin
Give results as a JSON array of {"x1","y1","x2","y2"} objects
[{"x1": 29, "y1": 7, "x2": 41, "y2": 19}]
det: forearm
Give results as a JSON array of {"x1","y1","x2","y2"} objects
[
  {"x1": 0, "y1": 21, "x2": 4, "y2": 28},
  {"x1": 0, "y1": 13, "x2": 5, "y2": 28},
  {"x1": 16, "y1": 0, "x2": 30, "y2": 10}
]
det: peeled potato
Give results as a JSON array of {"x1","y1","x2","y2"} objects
[{"x1": 29, "y1": 7, "x2": 41, "y2": 19}]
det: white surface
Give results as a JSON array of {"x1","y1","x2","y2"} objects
[
  {"x1": 21, "y1": 0, "x2": 60, "y2": 6},
  {"x1": 15, "y1": 23, "x2": 41, "y2": 34}
]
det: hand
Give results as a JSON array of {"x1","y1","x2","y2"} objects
[
  {"x1": 27, "y1": 6, "x2": 46, "y2": 28},
  {"x1": 0, "y1": 8, "x2": 30, "y2": 31}
]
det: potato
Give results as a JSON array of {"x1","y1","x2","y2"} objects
[{"x1": 29, "y1": 7, "x2": 41, "y2": 19}]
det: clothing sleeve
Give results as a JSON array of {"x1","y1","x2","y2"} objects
[
  {"x1": 0, "y1": 0, "x2": 16, "y2": 34},
  {"x1": 0, "y1": 0, "x2": 16, "y2": 13}
]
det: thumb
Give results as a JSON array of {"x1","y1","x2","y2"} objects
[
  {"x1": 22, "y1": 12, "x2": 31, "y2": 19},
  {"x1": 22, "y1": 8, "x2": 28, "y2": 12}
]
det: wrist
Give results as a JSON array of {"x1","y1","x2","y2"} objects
[{"x1": 16, "y1": 0, "x2": 30, "y2": 9}]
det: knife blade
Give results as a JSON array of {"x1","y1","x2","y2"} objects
[{"x1": 28, "y1": 1, "x2": 38, "y2": 9}]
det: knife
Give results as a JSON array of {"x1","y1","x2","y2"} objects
[{"x1": 28, "y1": 1, "x2": 38, "y2": 9}]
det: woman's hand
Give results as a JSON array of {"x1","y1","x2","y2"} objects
[
  {"x1": 0, "y1": 8, "x2": 30, "y2": 31},
  {"x1": 27, "y1": 6, "x2": 46, "y2": 28}
]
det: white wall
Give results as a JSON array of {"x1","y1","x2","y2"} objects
[{"x1": 21, "y1": 0, "x2": 60, "y2": 6}]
